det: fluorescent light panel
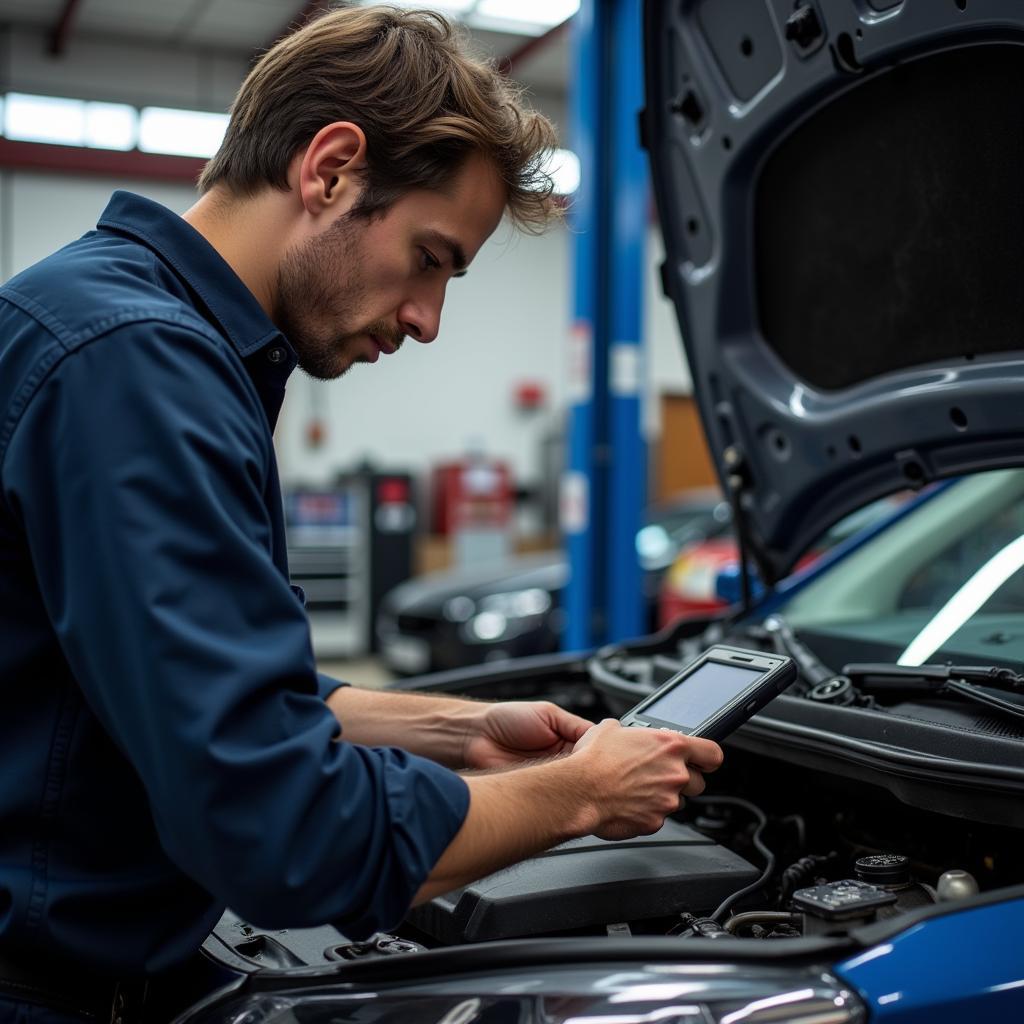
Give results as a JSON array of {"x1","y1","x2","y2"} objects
[
  {"x1": 5, "y1": 93, "x2": 86, "y2": 146},
  {"x1": 138, "y1": 106, "x2": 229, "y2": 159},
  {"x1": 4, "y1": 93, "x2": 137, "y2": 150},
  {"x1": 356, "y1": 0, "x2": 578, "y2": 35},
  {"x1": 393, "y1": 0, "x2": 477, "y2": 12},
  {"x1": 84, "y1": 102, "x2": 136, "y2": 151},
  {"x1": 1, "y1": 92, "x2": 232, "y2": 159},
  {"x1": 0, "y1": 94, "x2": 574, "y2": 188},
  {"x1": 475, "y1": 0, "x2": 579, "y2": 29}
]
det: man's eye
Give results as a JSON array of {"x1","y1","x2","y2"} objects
[{"x1": 420, "y1": 248, "x2": 441, "y2": 271}]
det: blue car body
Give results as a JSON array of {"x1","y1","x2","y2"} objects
[{"x1": 836, "y1": 894, "x2": 1024, "y2": 1020}]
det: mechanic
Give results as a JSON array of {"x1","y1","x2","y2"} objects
[{"x1": 0, "y1": 6, "x2": 723, "y2": 1022}]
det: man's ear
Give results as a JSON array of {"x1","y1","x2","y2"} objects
[{"x1": 295, "y1": 122, "x2": 368, "y2": 217}]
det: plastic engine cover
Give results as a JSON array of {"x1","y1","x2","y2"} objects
[{"x1": 409, "y1": 820, "x2": 759, "y2": 943}]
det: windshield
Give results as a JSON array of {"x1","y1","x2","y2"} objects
[{"x1": 783, "y1": 469, "x2": 1024, "y2": 668}]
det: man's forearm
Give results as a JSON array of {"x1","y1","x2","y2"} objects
[
  {"x1": 414, "y1": 756, "x2": 598, "y2": 904},
  {"x1": 326, "y1": 686, "x2": 484, "y2": 767}
]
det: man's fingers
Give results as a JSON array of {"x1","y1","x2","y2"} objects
[
  {"x1": 681, "y1": 769, "x2": 706, "y2": 798},
  {"x1": 554, "y1": 709, "x2": 596, "y2": 742},
  {"x1": 533, "y1": 703, "x2": 596, "y2": 745},
  {"x1": 682, "y1": 736, "x2": 724, "y2": 772}
]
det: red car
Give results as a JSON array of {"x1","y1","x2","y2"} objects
[{"x1": 658, "y1": 494, "x2": 909, "y2": 627}]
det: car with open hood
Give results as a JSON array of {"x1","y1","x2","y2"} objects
[{"x1": 181, "y1": 3, "x2": 1024, "y2": 1021}]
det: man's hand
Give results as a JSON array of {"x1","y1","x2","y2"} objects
[
  {"x1": 463, "y1": 701, "x2": 594, "y2": 770},
  {"x1": 569, "y1": 719, "x2": 724, "y2": 840},
  {"x1": 327, "y1": 687, "x2": 595, "y2": 769},
  {"x1": 416, "y1": 716, "x2": 725, "y2": 903}
]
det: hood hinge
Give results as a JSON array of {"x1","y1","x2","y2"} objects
[{"x1": 723, "y1": 445, "x2": 777, "y2": 612}]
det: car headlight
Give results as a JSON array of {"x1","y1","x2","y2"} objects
[
  {"x1": 462, "y1": 587, "x2": 553, "y2": 643},
  {"x1": 636, "y1": 524, "x2": 674, "y2": 570},
  {"x1": 181, "y1": 963, "x2": 865, "y2": 1024},
  {"x1": 467, "y1": 609, "x2": 509, "y2": 642},
  {"x1": 443, "y1": 595, "x2": 476, "y2": 623}
]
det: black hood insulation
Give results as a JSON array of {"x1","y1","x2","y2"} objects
[{"x1": 757, "y1": 44, "x2": 1024, "y2": 392}]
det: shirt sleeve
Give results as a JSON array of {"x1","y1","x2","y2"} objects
[
  {"x1": 318, "y1": 672, "x2": 349, "y2": 701},
  {"x1": 3, "y1": 320, "x2": 469, "y2": 937}
]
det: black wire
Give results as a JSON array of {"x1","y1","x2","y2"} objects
[
  {"x1": 778, "y1": 852, "x2": 835, "y2": 899},
  {"x1": 690, "y1": 795, "x2": 775, "y2": 922}
]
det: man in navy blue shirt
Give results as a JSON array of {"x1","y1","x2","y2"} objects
[{"x1": 0, "y1": 6, "x2": 722, "y2": 1020}]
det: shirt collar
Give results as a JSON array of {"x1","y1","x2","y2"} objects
[{"x1": 96, "y1": 190, "x2": 292, "y2": 364}]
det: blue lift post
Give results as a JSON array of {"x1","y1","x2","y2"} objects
[
  {"x1": 564, "y1": 0, "x2": 647, "y2": 649},
  {"x1": 607, "y1": 0, "x2": 648, "y2": 640}
]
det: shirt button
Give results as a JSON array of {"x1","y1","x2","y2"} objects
[{"x1": 267, "y1": 347, "x2": 287, "y2": 364}]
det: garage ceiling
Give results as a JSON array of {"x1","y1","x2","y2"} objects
[{"x1": 0, "y1": 0, "x2": 569, "y2": 93}]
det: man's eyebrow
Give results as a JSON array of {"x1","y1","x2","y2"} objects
[{"x1": 423, "y1": 229, "x2": 468, "y2": 277}]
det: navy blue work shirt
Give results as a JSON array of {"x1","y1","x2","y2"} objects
[{"x1": 0, "y1": 191, "x2": 469, "y2": 977}]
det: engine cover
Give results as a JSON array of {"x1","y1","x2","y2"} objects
[{"x1": 409, "y1": 820, "x2": 759, "y2": 943}]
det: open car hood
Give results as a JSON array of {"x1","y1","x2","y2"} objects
[{"x1": 642, "y1": 1, "x2": 1024, "y2": 583}]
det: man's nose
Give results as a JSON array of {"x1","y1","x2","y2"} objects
[{"x1": 398, "y1": 296, "x2": 442, "y2": 344}]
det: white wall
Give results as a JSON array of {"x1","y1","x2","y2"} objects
[{"x1": 0, "y1": 171, "x2": 197, "y2": 279}]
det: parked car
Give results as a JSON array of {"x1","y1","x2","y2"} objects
[
  {"x1": 377, "y1": 488, "x2": 730, "y2": 675},
  {"x1": 181, "y1": 4, "x2": 1024, "y2": 1022}
]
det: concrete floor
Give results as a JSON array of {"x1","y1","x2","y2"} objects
[{"x1": 316, "y1": 656, "x2": 395, "y2": 691}]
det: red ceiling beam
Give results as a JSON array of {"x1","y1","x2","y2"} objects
[
  {"x1": 0, "y1": 139, "x2": 206, "y2": 184},
  {"x1": 49, "y1": 0, "x2": 84, "y2": 57}
]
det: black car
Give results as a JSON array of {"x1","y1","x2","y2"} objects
[
  {"x1": 376, "y1": 489, "x2": 731, "y2": 674},
  {"x1": 183, "y1": 3, "x2": 1024, "y2": 1021}
]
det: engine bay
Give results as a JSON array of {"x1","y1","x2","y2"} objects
[
  {"x1": 207, "y1": 615, "x2": 1024, "y2": 973},
  {"x1": 393, "y1": 615, "x2": 1024, "y2": 951},
  {"x1": 399, "y1": 739, "x2": 1020, "y2": 949}
]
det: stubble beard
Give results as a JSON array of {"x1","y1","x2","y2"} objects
[{"x1": 274, "y1": 212, "x2": 401, "y2": 381}]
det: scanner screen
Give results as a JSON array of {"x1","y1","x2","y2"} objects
[{"x1": 642, "y1": 661, "x2": 763, "y2": 730}]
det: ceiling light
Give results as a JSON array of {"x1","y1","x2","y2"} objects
[
  {"x1": 138, "y1": 107, "x2": 229, "y2": 159},
  {"x1": 84, "y1": 102, "x2": 136, "y2": 151},
  {"x1": 414, "y1": 0, "x2": 478, "y2": 12},
  {"x1": 358, "y1": 0, "x2": 477, "y2": 14},
  {"x1": 475, "y1": 0, "x2": 579, "y2": 30},
  {"x1": 4, "y1": 93, "x2": 85, "y2": 146}
]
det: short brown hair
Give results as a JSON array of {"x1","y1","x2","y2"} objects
[{"x1": 198, "y1": 4, "x2": 560, "y2": 232}]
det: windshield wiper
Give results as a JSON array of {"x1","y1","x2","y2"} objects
[
  {"x1": 842, "y1": 662, "x2": 1024, "y2": 724},
  {"x1": 843, "y1": 662, "x2": 1024, "y2": 692}
]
